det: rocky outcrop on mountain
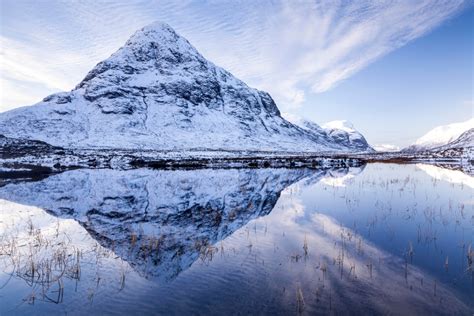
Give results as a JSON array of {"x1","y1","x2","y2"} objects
[
  {"x1": 0, "y1": 22, "x2": 356, "y2": 153},
  {"x1": 0, "y1": 134, "x2": 61, "y2": 159}
]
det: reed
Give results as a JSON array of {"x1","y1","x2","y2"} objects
[
  {"x1": 303, "y1": 234, "x2": 308, "y2": 257},
  {"x1": 296, "y1": 286, "x2": 305, "y2": 314}
]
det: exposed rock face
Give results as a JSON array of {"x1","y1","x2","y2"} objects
[
  {"x1": 0, "y1": 135, "x2": 60, "y2": 159},
  {"x1": 0, "y1": 22, "x2": 352, "y2": 153}
]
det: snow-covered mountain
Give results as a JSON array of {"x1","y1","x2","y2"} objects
[
  {"x1": 322, "y1": 120, "x2": 374, "y2": 152},
  {"x1": 283, "y1": 114, "x2": 373, "y2": 152},
  {"x1": 0, "y1": 22, "x2": 362, "y2": 153},
  {"x1": 404, "y1": 118, "x2": 474, "y2": 151},
  {"x1": 441, "y1": 128, "x2": 474, "y2": 149}
]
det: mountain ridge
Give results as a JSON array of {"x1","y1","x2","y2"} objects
[
  {"x1": 282, "y1": 114, "x2": 374, "y2": 152},
  {"x1": 404, "y1": 118, "x2": 473, "y2": 152},
  {"x1": 0, "y1": 22, "x2": 371, "y2": 154}
]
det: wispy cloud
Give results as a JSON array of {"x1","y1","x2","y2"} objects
[{"x1": 0, "y1": 0, "x2": 467, "y2": 112}]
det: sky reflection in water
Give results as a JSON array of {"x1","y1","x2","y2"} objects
[{"x1": 0, "y1": 163, "x2": 472, "y2": 315}]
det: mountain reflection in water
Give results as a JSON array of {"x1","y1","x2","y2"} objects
[{"x1": 0, "y1": 164, "x2": 472, "y2": 315}]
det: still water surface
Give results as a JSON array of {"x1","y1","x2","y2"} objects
[{"x1": 0, "y1": 163, "x2": 472, "y2": 315}]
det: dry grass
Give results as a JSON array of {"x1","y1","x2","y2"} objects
[
  {"x1": 0, "y1": 216, "x2": 124, "y2": 306},
  {"x1": 296, "y1": 285, "x2": 305, "y2": 314}
]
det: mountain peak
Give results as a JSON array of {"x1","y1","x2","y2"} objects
[
  {"x1": 0, "y1": 22, "x2": 328, "y2": 152},
  {"x1": 0, "y1": 22, "x2": 371, "y2": 153},
  {"x1": 404, "y1": 118, "x2": 474, "y2": 151},
  {"x1": 142, "y1": 21, "x2": 174, "y2": 33},
  {"x1": 125, "y1": 21, "x2": 180, "y2": 46},
  {"x1": 323, "y1": 120, "x2": 355, "y2": 132},
  {"x1": 75, "y1": 21, "x2": 203, "y2": 91},
  {"x1": 413, "y1": 118, "x2": 474, "y2": 147}
]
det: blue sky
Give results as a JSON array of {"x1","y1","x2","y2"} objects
[
  {"x1": 1, "y1": 0, "x2": 472, "y2": 148},
  {"x1": 298, "y1": 5, "x2": 474, "y2": 147}
]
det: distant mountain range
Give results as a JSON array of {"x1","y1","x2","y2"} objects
[
  {"x1": 0, "y1": 22, "x2": 372, "y2": 154},
  {"x1": 404, "y1": 118, "x2": 473, "y2": 152}
]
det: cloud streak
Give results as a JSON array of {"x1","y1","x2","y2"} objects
[{"x1": 0, "y1": 0, "x2": 467, "y2": 112}]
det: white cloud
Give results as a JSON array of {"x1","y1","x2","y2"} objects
[{"x1": 0, "y1": 0, "x2": 467, "y2": 112}]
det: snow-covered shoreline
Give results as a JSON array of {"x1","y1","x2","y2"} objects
[{"x1": 1, "y1": 140, "x2": 471, "y2": 181}]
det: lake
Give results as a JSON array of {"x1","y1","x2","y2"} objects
[{"x1": 0, "y1": 163, "x2": 472, "y2": 315}]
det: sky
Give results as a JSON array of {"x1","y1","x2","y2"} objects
[{"x1": 1, "y1": 0, "x2": 472, "y2": 148}]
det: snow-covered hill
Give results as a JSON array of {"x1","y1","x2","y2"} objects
[
  {"x1": 322, "y1": 120, "x2": 374, "y2": 152},
  {"x1": 435, "y1": 128, "x2": 473, "y2": 150},
  {"x1": 404, "y1": 118, "x2": 474, "y2": 151},
  {"x1": 0, "y1": 22, "x2": 363, "y2": 153},
  {"x1": 283, "y1": 114, "x2": 373, "y2": 152}
]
